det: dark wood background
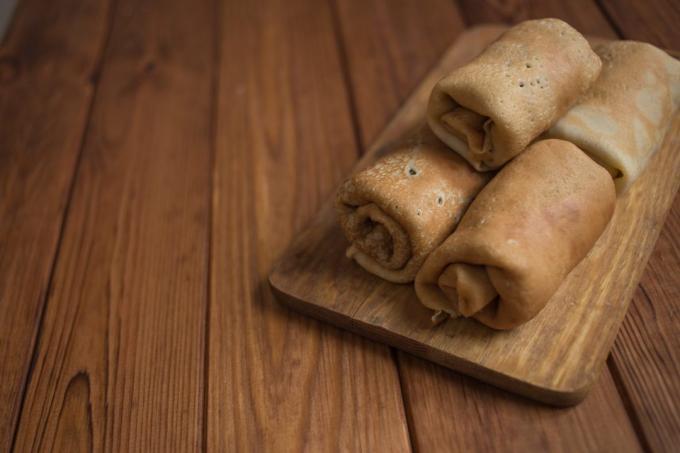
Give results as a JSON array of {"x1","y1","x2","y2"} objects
[{"x1": 0, "y1": 0, "x2": 678, "y2": 451}]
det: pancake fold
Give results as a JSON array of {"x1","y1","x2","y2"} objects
[
  {"x1": 547, "y1": 41, "x2": 680, "y2": 193},
  {"x1": 337, "y1": 127, "x2": 490, "y2": 284},
  {"x1": 415, "y1": 139, "x2": 616, "y2": 329},
  {"x1": 428, "y1": 18, "x2": 602, "y2": 171}
]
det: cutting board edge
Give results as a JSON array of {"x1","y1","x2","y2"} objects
[
  {"x1": 268, "y1": 25, "x2": 680, "y2": 407},
  {"x1": 269, "y1": 273, "x2": 593, "y2": 407}
]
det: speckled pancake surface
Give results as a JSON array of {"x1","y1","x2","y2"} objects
[
  {"x1": 428, "y1": 18, "x2": 601, "y2": 171},
  {"x1": 337, "y1": 127, "x2": 489, "y2": 283}
]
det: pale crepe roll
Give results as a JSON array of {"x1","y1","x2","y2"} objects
[
  {"x1": 427, "y1": 18, "x2": 601, "y2": 171},
  {"x1": 337, "y1": 127, "x2": 490, "y2": 284},
  {"x1": 546, "y1": 41, "x2": 680, "y2": 193},
  {"x1": 415, "y1": 139, "x2": 615, "y2": 329}
]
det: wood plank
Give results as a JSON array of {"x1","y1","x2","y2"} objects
[
  {"x1": 0, "y1": 0, "x2": 111, "y2": 450},
  {"x1": 206, "y1": 0, "x2": 410, "y2": 451},
  {"x1": 593, "y1": 6, "x2": 680, "y2": 451},
  {"x1": 11, "y1": 0, "x2": 215, "y2": 450},
  {"x1": 600, "y1": 0, "x2": 680, "y2": 50},
  {"x1": 611, "y1": 281, "x2": 680, "y2": 452},
  {"x1": 457, "y1": 0, "x2": 617, "y2": 38},
  {"x1": 273, "y1": 22, "x2": 643, "y2": 449},
  {"x1": 332, "y1": 0, "x2": 465, "y2": 145},
  {"x1": 399, "y1": 354, "x2": 639, "y2": 452}
]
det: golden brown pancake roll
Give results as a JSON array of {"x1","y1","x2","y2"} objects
[
  {"x1": 337, "y1": 127, "x2": 490, "y2": 284},
  {"x1": 415, "y1": 139, "x2": 616, "y2": 329},
  {"x1": 428, "y1": 18, "x2": 601, "y2": 171},
  {"x1": 546, "y1": 41, "x2": 680, "y2": 193}
]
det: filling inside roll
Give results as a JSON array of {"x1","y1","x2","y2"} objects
[
  {"x1": 414, "y1": 139, "x2": 616, "y2": 329},
  {"x1": 439, "y1": 108, "x2": 493, "y2": 158},
  {"x1": 340, "y1": 203, "x2": 411, "y2": 270},
  {"x1": 427, "y1": 18, "x2": 602, "y2": 172},
  {"x1": 336, "y1": 125, "x2": 490, "y2": 284},
  {"x1": 437, "y1": 263, "x2": 497, "y2": 317}
]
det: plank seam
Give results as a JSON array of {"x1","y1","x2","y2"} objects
[
  {"x1": 451, "y1": 0, "x2": 474, "y2": 27},
  {"x1": 8, "y1": 0, "x2": 120, "y2": 450},
  {"x1": 0, "y1": 0, "x2": 20, "y2": 47},
  {"x1": 392, "y1": 350, "x2": 417, "y2": 453},
  {"x1": 202, "y1": 0, "x2": 222, "y2": 449},
  {"x1": 607, "y1": 352, "x2": 653, "y2": 453},
  {"x1": 327, "y1": 0, "x2": 365, "y2": 156},
  {"x1": 593, "y1": 0, "x2": 626, "y2": 38}
]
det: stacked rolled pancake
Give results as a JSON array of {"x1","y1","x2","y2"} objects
[
  {"x1": 427, "y1": 18, "x2": 602, "y2": 171},
  {"x1": 546, "y1": 41, "x2": 680, "y2": 193},
  {"x1": 414, "y1": 140, "x2": 616, "y2": 330},
  {"x1": 335, "y1": 18, "x2": 678, "y2": 330},
  {"x1": 337, "y1": 126, "x2": 490, "y2": 283}
]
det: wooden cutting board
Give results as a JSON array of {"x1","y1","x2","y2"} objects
[{"x1": 269, "y1": 25, "x2": 680, "y2": 406}]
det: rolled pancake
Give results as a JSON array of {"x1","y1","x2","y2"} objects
[
  {"x1": 337, "y1": 127, "x2": 490, "y2": 284},
  {"x1": 427, "y1": 18, "x2": 601, "y2": 171},
  {"x1": 546, "y1": 41, "x2": 680, "y2": 193},
  {"x1": 415, "y1": 139, "x2": 616, "y2": 329}
]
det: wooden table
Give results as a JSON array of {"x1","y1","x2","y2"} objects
[{"x1": 1, "y1": 0, "x2": 678, "y2": 451}]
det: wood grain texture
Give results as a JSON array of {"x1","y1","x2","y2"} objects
[
  {"x1": 600, "y1": 0, "x2": 680, "y2": 49},
  {"x1": 11, "y1": 0, "x2": 215, "y2": 450},
  {"x1": 332, "y1": 0, "x2": 465, "y2": 146},
  {"x1": 611, "y1": 282, "x2": 680, "y2": 452},
  {"x1": 457, "y1": 0, "x2": 618, "y2": 38},
  {"x1": 206, "y1": 0, "x2": 410, "y2": 451},
  {"x1": 270, "y1": 25, "x2": 679, "y2": 409},
  {"x1": 399, "y1": 353, "x2": 639, "y2": 452},
  {"x1": 0, "y1": 0, "x2": 111, "y2": 450}
]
